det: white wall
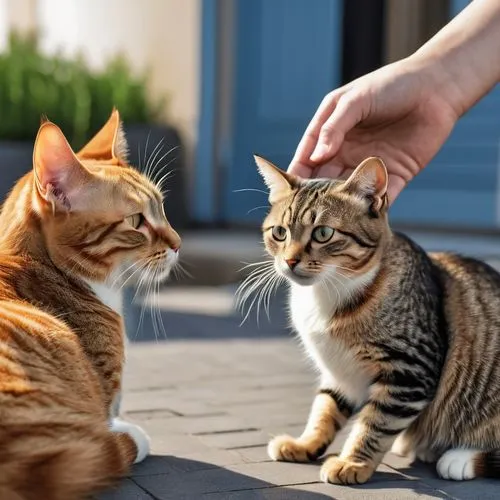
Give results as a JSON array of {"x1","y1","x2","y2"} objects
[{"x1": 3, "y1": 0, "x2": 201, "y2": 160}]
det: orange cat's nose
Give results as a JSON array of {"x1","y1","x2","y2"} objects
[{"x1": 285, "y1": 259, "x2": 299, "y2": 270}]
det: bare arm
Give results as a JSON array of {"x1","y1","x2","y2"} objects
[
  {"x1": 412, "y1": 0, "x2": 500, "y2": 117},
  {"x1": 290, "y1": 0, "x2": 500, "y2": 202}
]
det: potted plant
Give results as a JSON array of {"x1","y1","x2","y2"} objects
[{"x1": 0, "y1": 31, "x2": 188, "y2": 229}]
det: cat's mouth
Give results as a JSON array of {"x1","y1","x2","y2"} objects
[
  {"x1": 112, "y1": 249, "x2": 179, "y2": 288},
  {"x1": 277, "y1": 264, "x2": 316, "y2": 286},
  {"x1": 147, "y1": 249, "x2": 179, "y2": 282}
]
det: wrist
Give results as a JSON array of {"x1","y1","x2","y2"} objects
[
  {"x1": 406, "y1": 0, "x2": 500, "y2": 118},
  {"x1": 398, "y1": 54, "x2": 462, "y2": 120}
]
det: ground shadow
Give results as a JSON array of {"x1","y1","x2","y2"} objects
[
  {"x1": 98, "y1": 455, "x2": 333, "y2": 499},
  {"x1": 96, "y1": 455, "x2": 457, "y2": 499},
  {"x1": 123, "y1": 286, "x2": 290, "y2": 342}
]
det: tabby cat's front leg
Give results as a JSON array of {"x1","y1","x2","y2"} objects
[
  {"x1": 268, "y1": 388, "x2": 354, "y2": 462},
  {"x1": 321, "y1": 382, "x2": 427, "y2": 485}
]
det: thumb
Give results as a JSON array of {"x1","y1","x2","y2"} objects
[{"x1": 310, "y1": 93, "x2": 364, "y2": 162}]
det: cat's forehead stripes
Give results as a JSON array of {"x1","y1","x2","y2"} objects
[{"x1": 281, "y1": 180, "x2": 336, "y2": 228}]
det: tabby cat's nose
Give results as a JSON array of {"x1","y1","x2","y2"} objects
[{"x1": 285, "y1": 259, "x2": 299, "y2": 270}]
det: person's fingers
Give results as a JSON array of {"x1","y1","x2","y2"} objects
[
  {"x1": 314, "y1": 160, "x2": 349, "y2": 180},
  {"x1": 290, "y1": 163, "x2": 319, "y2": 179},
  {"x1": 310, "y1": 93, "x2": 365, "y2": 163},
  {"x1": 288, "y1": 90, "x2": 342, "y2": 175}
]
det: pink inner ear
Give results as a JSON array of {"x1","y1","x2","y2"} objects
[
  {"x1": 34, "y1": 124, "x2": 76, "y2": 188},
  {"x1": 33, "y1": 122, "x2": 90, "y2": 209},
  {"x1": 344, "y1": 158, "x2": 388, "y2": 198}
]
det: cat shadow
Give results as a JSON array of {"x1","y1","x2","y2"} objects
[
  {"x1": 123, "y1": 285, "x2": 290, "y2": 342},
  {"x1": 97, "y1": 454, "x2": 450, "y2": 499},
  {"x1": 97, "y1": 454, "x2": 332, "y2": 499}
]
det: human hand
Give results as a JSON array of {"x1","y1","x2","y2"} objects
[{"x1": 289, "y1": 58, "x2": 459, "y2": 203}]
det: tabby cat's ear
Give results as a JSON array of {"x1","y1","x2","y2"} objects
[
  {"x1": 342, "y1": 157, "x2": 388, "y2": 211},
  {"x1": 33, "y1": 121, "x2": 92, "y2": 212},
  {"x1": 254, "y1": 155, "x2": 298, "y2": 204},
  {"x1": 77, "y1": 108, "x2": 128, "y2": 163}
]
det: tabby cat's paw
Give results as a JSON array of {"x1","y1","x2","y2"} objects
[
  {"x1": 267, "y1": 435, "x2": 327, "y2": 462},
  {"x1": 436, "y1": 449, "x2": 477, "y2": 481},
  {"x1": 320, "y1": 456, "x2": 374, "y2": 485},
  {"x1": 111, "y1": 418, "x2": 150, "y2": 464}
]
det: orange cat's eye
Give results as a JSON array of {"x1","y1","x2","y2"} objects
[{"x1": 126, "y1": 213, "x2": 144, "y2": 229}]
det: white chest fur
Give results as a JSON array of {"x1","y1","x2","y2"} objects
[
  {"x1": 86, "y1": 280, "x2": 127, "y2": 419},
  {"x1": 89, "y1": 282, "x2": 124, "y2": 317},
  {"x1": 290, "y1": 270, "x2": 377, "y2": 407}
]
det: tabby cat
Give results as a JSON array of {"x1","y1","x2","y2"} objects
[
  {"x1": 253, "y1": 155, "x2": 500, "y2": 485},
  {"x1": 0, "y1": 110, "x2": 180, "y2": 499}
]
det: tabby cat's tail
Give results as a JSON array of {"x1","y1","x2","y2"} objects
[
  {"x1": 475, "y1": 450, "x2": 500, "y2": 478},
  {"x1": 0, "y1": 427, "x2": 137, "y2": 500}
]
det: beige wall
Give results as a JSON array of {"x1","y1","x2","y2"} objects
[{"x1": 3, "y1": 0, "x2": 201, "y2": 160}]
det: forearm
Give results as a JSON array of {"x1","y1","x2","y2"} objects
[{"x1": 410, "y1": 0, "x2": 500, "y2": 117}]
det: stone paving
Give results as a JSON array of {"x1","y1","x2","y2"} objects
[{"x1": 97, "y1": 281, "x2": 500, "y2": 500}]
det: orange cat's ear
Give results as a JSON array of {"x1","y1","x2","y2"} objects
[
  {"x1": 341, "y1": 157, "x2": 388, "y2": 210},
  {"x1": 77, "y1": 108, "x2": 128, "y2": 163},
  {"x1": 33, "y1": 121, "x2": 92, "y2": 212},
  {"x1": 254, "y1": 155, "x2": 298, "y2": 204}
]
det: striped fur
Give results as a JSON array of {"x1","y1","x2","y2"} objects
[
  {"x1": 256, "y1": 156, "x2": 500, "y2": 484},
  {"x1": 0, "y1": 111, "x2": 180, "y2": 499}
]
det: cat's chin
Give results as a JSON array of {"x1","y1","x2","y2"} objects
[{"x1": 281, "y1": 271, "x2": 316, "y2": 287}]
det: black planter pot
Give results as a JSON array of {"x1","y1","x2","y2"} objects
[{"x1": 0, "y1": 141, "x2": 33, "y2": 202}]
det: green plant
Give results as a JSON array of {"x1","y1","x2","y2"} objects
[{"x1": 0, "y1": 31, "x2": 166, "y2": 148}]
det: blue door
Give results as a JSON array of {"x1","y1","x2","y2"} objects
[
  {"x1": 222, "y1": 0, "x2": 344, "y2": 223},
  {"x1": 390, "y1": 0, "x2": 500, "y2": 229}
]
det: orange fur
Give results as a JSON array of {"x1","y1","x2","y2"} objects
[{"x1": 0, "y1": 110, "x2": 180, "y2": 499}]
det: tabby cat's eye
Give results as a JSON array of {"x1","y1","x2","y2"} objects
[
  {"x1": 126, "y1": 213, "x2": 144, "y2": 229},
  {"x1": 312, "y1": 226, "x2": 334, "y2": 243},
  {"x1": 271, "y1": 225, "x2": 287, "y2": 241}
]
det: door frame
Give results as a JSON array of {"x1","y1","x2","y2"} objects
[{"x1": 194, "y1": 0, "x2": 235, "y2": 225}]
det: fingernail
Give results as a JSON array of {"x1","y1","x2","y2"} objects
[{"x1": 310, "y1": 144, "x2": 328, "y2": 162}]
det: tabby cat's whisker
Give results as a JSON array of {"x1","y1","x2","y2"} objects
[
  {"x1": 247, "y1": 206, "x2": 269, "y2": 215},
  {"x1": 263, "y1": 272, "x2": 284, "y2": 320},
  {"x1": 239, "y1": 260, "x2": 274, "y2": 272},
  {"x1": 236, "y1": 266, "x2": 275, "y2": 305},
  {"x1": 233, "y1": 188, "x2": 269, "y2": 195},
  {"x1": 236, "y1": 263, "x2": 279, "y2": 324},
  {"x1": 323, "y1": 273, "x2": 341, "y2": 304}
]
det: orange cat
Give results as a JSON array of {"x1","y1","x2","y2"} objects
[{"x1": 0, "y1": 110, "x2": 180, "y2": 500}]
